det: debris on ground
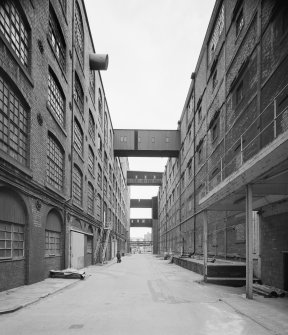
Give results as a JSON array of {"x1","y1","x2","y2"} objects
[
  {"x1": 50, "y1": 268, "x2": 86, "y2": 280},
  {"x1": 253, "y1": 283, "x2": 286, "y2": 298}
]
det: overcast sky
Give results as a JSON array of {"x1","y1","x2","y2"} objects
[{"x1": 85, "y1": 0, "x2": 215, "y2": 238}]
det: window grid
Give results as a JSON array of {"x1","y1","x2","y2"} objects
[
  {"x1": 87, "y1": 183, "x2": 94, "y2": 215},
  {"x1": 47, "y1": 135, "x2": 64, "y2": 190},
  {"x1": 74, "y1": 73, "x2": 84, "y2": 113},
  {"x1": 98, "y1": 89, "x2": 103, "y2": 127},
  {"x1": 89, "y1": 70, "x2": 95, "y2": 103},
  {"x1": 0, "y1": 222, "x2": 24, "y2": 259},
  {"x1": 74, "y1": 119, "x2": 83, "y2": 155},
  {"x1": 49, "y1": 6, "x2": 66, "y2": 70},
  {"x1": 88, "y1": 112, "x2": 95, "y2": 141},
  {"x1": 97, "y1": 164, "x2": 102, "y2": 188},
  {"x1": 208, "y1": 4, "x2": 224, "y2": 63},
  {"x1": 96, "y1": 194, "x2": 102, "y2": 220},
  {"x1": 48, "y1": 72, "x2": 65, "y2": 126},
  {"x1": 88, "y1": 146, "x2": 95, "y2": 174},
  {"x1": 0, "y1": 1, "x2": 29, "y2": 67},
  {"x1": 45, "y1": 230, "x2": 61, "y2": 256},
  {"x1": 73, "y1": 166, "x2": 82, "y2": 206},
  {"x1": 75, "y1": 3, "x2": 84, "y2": 67},
  {"x1": 0, "y1": 75, "x2": 28, "y2": 165}
]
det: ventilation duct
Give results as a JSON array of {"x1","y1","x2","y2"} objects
[{"x1": 89, "y1": 54, "x2": 109, "y2": 71}]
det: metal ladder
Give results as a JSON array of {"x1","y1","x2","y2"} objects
[{"x1": 101, "y1": 223, "x2": 112, "y2": 264}]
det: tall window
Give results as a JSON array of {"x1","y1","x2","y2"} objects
[
  {"x1": 47, "y1": 134, "x2": 64, "y2": 190},
  {"x1": 0, "y1": 222, "x2": 24, "y2": 259},
  {"x1": 98, "y1": 89, "x2": 103, "y2": 127},
  {"x1": 0, "y1": 0, "x2": 29, "y2": 67},
  {"x1": 88, "y1": 111, "x2": 95, "y2": 141},
  {"x1": 98, "y1": 134, "x2": 102, "y2": 158},
  {"x1": 0, "y1": 75, "x2": 28, "y2": 165},
  {"x1": 48, "y1": 70, "x2": 65, "y2": 126},
  {"x1": 208, "y1": 4, "x2": 224, "y2": 63},
  {"x1": 74, "y1": 73, "x2": 84, "y2": 113},
  {"x1": 97, "y1": 164, "x2": 102, "y2": 188},
  {"x1": 74, "y1": 118, "x2": 83, "y2": 155},
  {"x1": 73, "y1": 165, "x2": 82, "y2": 206},
  {"x1": 75, "y1": 2, "x2": 84, "y2": 66},
  {"x1": 87, "y1": 182, "x2": 94, "y2": 215},
  {"x1": 49, "y1": 5, "x2": 66, "y2": 70},
  {"x1": 45, "y1": 231, "x2": 60, "y2": 256},
  {"x1": 96, "y1": 194, "x2": 102, "y2": 220},
  {"x1": 236, "y1": 9, "x2": 244, "y2": 37},
  {"x1": 88, "y1": 146, "x2": 95, "y2": 174},
  {"x1": 89, "y1": 70, "x2": 95, "y2": 103},
  {"x1": 104, "y1": 151, "x2": 108, "y2": 170},
  {"x1": 104, "y1": 112, "x2": 108, "y2": 143},
  {"x1": 103, "y1": 176, "x2": 107, "y2": 196}
]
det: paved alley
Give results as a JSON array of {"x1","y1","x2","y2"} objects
[{"x1": 1, "y1": 254, "x2": 288, "y2": 335}]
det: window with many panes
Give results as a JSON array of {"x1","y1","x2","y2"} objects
[
  {"x1": 104, "y1": 112, "x2": 108, "y2": 143},
  {"x1": 49, "y1": 4, "x2": 66, "y2": 71},
  {"x1": 48, "y1": 70, "x2": 65, "y2": 126},
  {"x1": 98, "y1": 134, "x2": 102, "y2": 158},
  {"x1": 74, "y1": 118, "x2": 83, "y2": 155},
  {"x1": 0, "y1": 222, "x2": 24, "y2": 259},
  {"x1": 74, "y1": 72, "x2": 84, "y2": 113},
  {"x1": 104, "y1": 151, "x2": 108, "y2": 170},
  {"x1": 208, "y1": 4, "x2": 224, "y2": 63},
  {"x1": 89, "y1": 70, "x2": 95, "y2": 103},
  {"x1": 87, "y1": 182, "x2": 94, "y2": 215},
  {"x1": 96, "y1": 193, "x2": 102, "y2": 220},
  {"x1": 88, "y1": 146, "x2": 95, "y2": 174},
  {"x1": 0, "y1": 0, "x2": 29, "y2": 68},
  {"x1": 88, "y1": 111, "x2": 95, "y2": 141},
  {"x1": 0, "y1": 75, "x2": 28, "y2": 165},
  {"x1": 103, "y1": 176, "x2": 107, "y2": 196},
  {"x1": 97, "y1": 164, "x2": 102, "y2": 188},
  {"x1": 98, "y1": 89, "x2": 103, "y2": 127},
  {"x1": 73, "y1": 165, "x2": 82, "y2": 206},
  {"x1": 45, "y1": 230, "x2": 61, "y2": 256},
  {"x1": 47, "y1": 134, "x2": 64, "y2": 190},
  {"x1": 74, "y1": 2, "x2": 84, "y2": 66},
  {"x1": 236, "y1": 9, "x2": 244, "y2": 37}
]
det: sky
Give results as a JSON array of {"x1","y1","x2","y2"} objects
[{"x1": 85, "y1": 0, "x2": 215, "y2": 238}]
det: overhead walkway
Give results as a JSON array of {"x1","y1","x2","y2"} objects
[
  {"x1": 130, "y1": 199, "x2": 152, "y2": 208},
  {"x1": 130, "y1": 219, "x2": 152, "y2": 228},
  {"x1": 127, "y1": 171, "x2": 163, "y2": 186},
  {"x1": 114, "y1": 129, "x2": 180, "y2": 157}
]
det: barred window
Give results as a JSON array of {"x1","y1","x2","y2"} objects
[
  {"x1": 74, "y1": 118, "x2": 83, "y2": 155},
  {"x1": 45, "y1": 230, "x2": 60, "y2": 256},
  {"x1": 49, "y1": 5, "x2": 66, "y2": 70},
  {"x1": 97, "y1": 164, "x2": 102, "y2": 188},
  {"x1": 88, "y1": 111, "x2": 95, "y2": 141},
  {"x1": 96, "y1": 193, "x2": 102, "y2": 220},
  {"x1": 0, "y1": 0, "x2": 29, "y2": 67},
  {"x1": 48, "y1": 71, "x2": 65, "y2": 126},
  {"x1": 47, "y1": 134, "x2": 64, "y2": 190},
  {"x1": 87, "y1": 182, "x2": 94, "y2": 215},
  {"x1": 89, "y1": 70, "x2": 95, "y2": 103},
  {"x1": 0, "y1": 75, "x2": 28, "y2": 165},
  {"x1": 74, "y1": 73, "x2": 84, "y2": 113},
  {"x1": 98, "y1": 89, "x2": 103, "y2": 127},
  {"x1": 73, "y1": 165, "x2": 82, "y2": 206},
  {"x1": 75, "y1": 2, "x2": 84, "y2": 67},
  {"x1": 88, "y1": 146, "x2": 95, "y2": 174},
  {"x1": 0, "y1": 222, "x2": 24, "y2": 259},
  {"x1": 208, "y1": 4, "x2": 224, "y2": 63}
]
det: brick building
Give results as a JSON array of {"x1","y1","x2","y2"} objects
[
  {"x1": 0, "y1": 0, "x2": 130, "y2": 291},
  {"x1": 158, "y1": 0, "x2": 288, "y2": 291}
]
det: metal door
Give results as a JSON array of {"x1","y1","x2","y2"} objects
[{"x1": 70, "y1": 231, "x2": 84, "y2": 269}]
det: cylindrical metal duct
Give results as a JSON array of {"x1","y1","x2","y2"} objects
[{"x1": 89, "y1": 54, "x2": 109, "y2": 71}]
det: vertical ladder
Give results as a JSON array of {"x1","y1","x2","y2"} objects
[
  {"x1": 101, "y1": 223, "x2": 112, "y2": 264},
  {"x1": 93, "y1": 227, "x2": 104, "y2": 264}
]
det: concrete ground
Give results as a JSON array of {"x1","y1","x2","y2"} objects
[{"x1": 1, "y1": 254, "x2": 288, "y2": 335}]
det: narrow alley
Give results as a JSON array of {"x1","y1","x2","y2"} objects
[{"x1": 1, "y1": 254, "x2": 287, "y2": 335}]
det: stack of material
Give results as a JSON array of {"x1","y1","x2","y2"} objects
[
  {"x1": 253, "y1": 283, "x2": 286, "y2": 298},
  {"x1": 50, "y1": 268, "x2": 86, "y2": 280}
]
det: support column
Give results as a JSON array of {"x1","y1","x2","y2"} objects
[
  {"x1": 203, "y1": 210, "x2": 208, "y2": 282},
  {"x1": 246, "y1": 184, "x2": 253, "y2": 299}
]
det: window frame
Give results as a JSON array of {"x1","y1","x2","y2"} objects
[
  {"x1": 45, "y1": 230, "x2": 61, "y2": 257},
  {"x1": 73, "y1": 164, "x2": 83, "y2": 207},
  {"x1": 0, "y1": 222, "x2": 25, "y2": 260}
]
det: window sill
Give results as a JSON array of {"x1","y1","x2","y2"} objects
[
  {"x1": 45, "y1": 181, "x2": 66, "y2": 199},
  {"x1": 46, "y1": 103, "x2": 67, "y2": 137},
  {"x1": 0, "y1": 257, "x2": 24, "y2": 263},
  {"x1": 0, "y1": 31, "x2": 34, "y2": 87},
  {"x1": 0, "y1": 152, "x2": 33, "y2": 178},
  {"x1": 44, "y1": 254, "x2": 61, "y2": 258}
]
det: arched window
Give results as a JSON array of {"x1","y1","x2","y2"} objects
[
  {"x1": 47, "y1": 133, "x2": 64, "y2": 190},
  {"x1": 45, "y1": 210, "x2": 62, "y2": 257},
  {"x1": 74, "y1": 118, "x2": 83, "y2": 155},
  {"x1": 88, "y1": 145, "x2": 95, "y2": 174},
  {"x1": 48, "y1": 69, "x2": 65, "y2": 126},
  {"x1": 88, "y1": 110, "x2": 95, "y2": 141},
  {"x1": 98, "y1": 89, "x2": 103, "y2": 126},
  {"x1": 96, "y1": 193, "x2": 102, "y2": 220},
  {"x1": 0, "y1": 0, "x2": 30, "y2": 67},
  {"x1": 73, "y1": 164, "x2": 83, "y2": 206},
  {"x1": 0, "y1": 74, "x2": 29, "y2": 165},
  {"x1": 74, "y1": 72, "x2": 84, "y2": 113},
  {"x1": 74, "y1": 2, "x2": 84, "y2": 66}
]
